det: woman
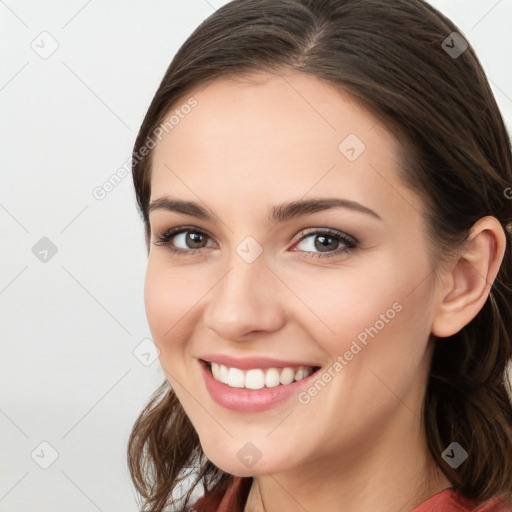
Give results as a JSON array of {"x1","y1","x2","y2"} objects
[{"x1": 127, "y1": 0, "x2": 512, "y2": 510}]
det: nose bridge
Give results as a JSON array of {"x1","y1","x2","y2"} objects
[
  {"x1": 219, "y1": 233, "x2": 269, "y2": 298},
  {"x1": 203, "y1": 241, "x2": 283, "y2": 338}
]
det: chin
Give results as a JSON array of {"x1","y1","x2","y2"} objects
[{"x1": 202, "y1": 443, "x2": 289, "y2": 477}]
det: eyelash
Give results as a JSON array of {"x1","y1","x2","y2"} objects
[{"x1": 153, "y1": 225, "x2": 358, "y2": 259}]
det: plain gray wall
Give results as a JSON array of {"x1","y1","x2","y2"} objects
[{"x1": 1, "y1": 1, "x2": 511, "y2": 510}]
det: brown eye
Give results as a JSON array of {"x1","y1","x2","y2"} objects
[
  {"x1": 185, "y1": 231, "x2": 208, "y2": 248},
  {"x1": 313, "y1": 234, "x2": 340, "y2": 252},
  {"x1": 293, "y1": 228, "x2": 357, "y2": 259},
  {"x1": 154, "y1": 227, "x2": 215, "y2": 254}
]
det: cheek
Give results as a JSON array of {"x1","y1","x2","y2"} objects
[
  {"x1": 143, "y1": 258, "x2": 204, "y2": 352},
  {"x1": 323, "y1": 263, "x2": 434, "y2": 408},
  {"x1": 284, "y1": 262, "x2": 433, "y2": 450},
  {"x1": 284, "y1": 254, "x2": 433, "y2": 362}
]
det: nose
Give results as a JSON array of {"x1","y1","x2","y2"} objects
[{"x1": 202, "y1": 251, "x2": 286, "y2": 341}]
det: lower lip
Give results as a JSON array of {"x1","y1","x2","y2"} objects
[{"x1": 199, "y1": 359, "x2": 320, "y2": 412}]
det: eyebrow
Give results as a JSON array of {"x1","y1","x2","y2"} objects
[{"x1": 148, "y1": 196, "x2": 382, "y2": 223}]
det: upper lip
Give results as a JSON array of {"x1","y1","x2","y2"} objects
[{"x1": 200, "y1": 354, "x2": 321, "y2": 370}]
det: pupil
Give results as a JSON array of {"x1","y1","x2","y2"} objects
[
  {"x1": 188, "y1": 232, "x2": 204, "y2": 248},
  {"x1": 315, "y1": 235, "x2": 336, "y2": 252}
]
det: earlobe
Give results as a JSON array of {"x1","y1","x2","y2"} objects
[{"x1": 431, "y1": 216, "x2": 506, "y2": 338}]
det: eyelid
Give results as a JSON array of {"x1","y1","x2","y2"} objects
[
  {"x1": 292, "y1": 226, "x2": 357, "y2": 245},
  {"x1": 153, "y1": 225, "x2": 214, "y2": 248},
  {"x1": 153, "y1": 225, "x2": 358, "y2": 258}
]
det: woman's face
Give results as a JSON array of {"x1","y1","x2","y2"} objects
[{"x1": 145, "y1": 71, "x2": 442, "y2": 476}]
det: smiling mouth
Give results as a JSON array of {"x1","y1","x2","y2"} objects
[{"x1": 202, "y1": 360, "x2": 321, "y2": 390}]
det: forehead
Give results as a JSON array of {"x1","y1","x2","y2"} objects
[{"x1": 149, "y1": 71, "x2": 422, "y2": 222}]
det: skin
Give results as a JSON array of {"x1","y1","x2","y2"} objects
[{"x1": 144, "y1": 70, "x2": 506, "y2": 512}]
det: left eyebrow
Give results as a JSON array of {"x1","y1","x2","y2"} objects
[
  {"x1": 147, "y1": 197, "x2": 382, "y2": 223},
  {"x1": 268, "y1": 197, "x2": 382, "y2": 223}
]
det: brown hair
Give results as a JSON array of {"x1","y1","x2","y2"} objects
[{"x1": 128, "y1": 0, "x2": 512, "y2": 510}]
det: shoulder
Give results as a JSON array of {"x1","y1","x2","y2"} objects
[
  {"x1": 472, "y1": 496, "x2": 512, "y2": 512},
  {"x1": 189, "y1": 475, "x2": 253, "y2": 512},
  {"x1": 189, "y1": 481, "x2": 511, "y2": 512},
  {"x1": 411, "y1": 488, "x2": 512, "y2": 512}
]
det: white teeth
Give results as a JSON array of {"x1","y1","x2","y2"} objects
[
  {"x1": 245, "y1": 369, "x2": 265, "y2": 389},
  {"x1": 295, "y1": 367, "x2": 313, "y2": 381},
  {"x1": 219, "y1": 364, "x2": 229, "y2": 384},
  {"x1": 280, "y1": 367, "x2": 295, "y2": 385},
  {"x1": 211, "y1": 362, "x2": 221, "y2": 381},
  {"x1": 209, "y1": 362, "x2": 316, "y2": 389},
  {"x1": 265, "y1": 368, "x2": 281, "y2": 388},
  {"x1": 227, "y1": 367, "x2": 245, "y2": 388}
]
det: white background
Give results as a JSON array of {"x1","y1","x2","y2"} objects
[{"x1": 1, "y1": 1, "x2": 511, "y2": 511}]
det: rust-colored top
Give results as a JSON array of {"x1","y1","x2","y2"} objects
[{"x1": 190, "y1": 476, "x2": 511, "y2": 512}]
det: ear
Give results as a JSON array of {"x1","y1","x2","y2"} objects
[{"x1": 431, "y1": 216, "x2": 507, "y2": 338}]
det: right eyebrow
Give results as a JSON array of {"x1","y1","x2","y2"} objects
[{"x1": 148, "y1": 197, "x2": 211, "y2": 219}]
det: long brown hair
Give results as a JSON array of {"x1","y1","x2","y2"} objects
[{"x1": 128, "y1": 1, "x2": 512, "y2": 510}]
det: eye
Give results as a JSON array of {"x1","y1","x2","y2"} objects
[
  {"x1": 153, "y1": 226, "x2": 358, "y2": 259},
  {"x1": 292, "y1": 228, "x2": 357, "y2": 259},
  {"x1": 153, "y1": 226, "x2": 215, "y2": 255}
]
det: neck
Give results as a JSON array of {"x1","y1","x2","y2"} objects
[{"x1": 244, "y1": 406, "x2": 451, "y2": 512}]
